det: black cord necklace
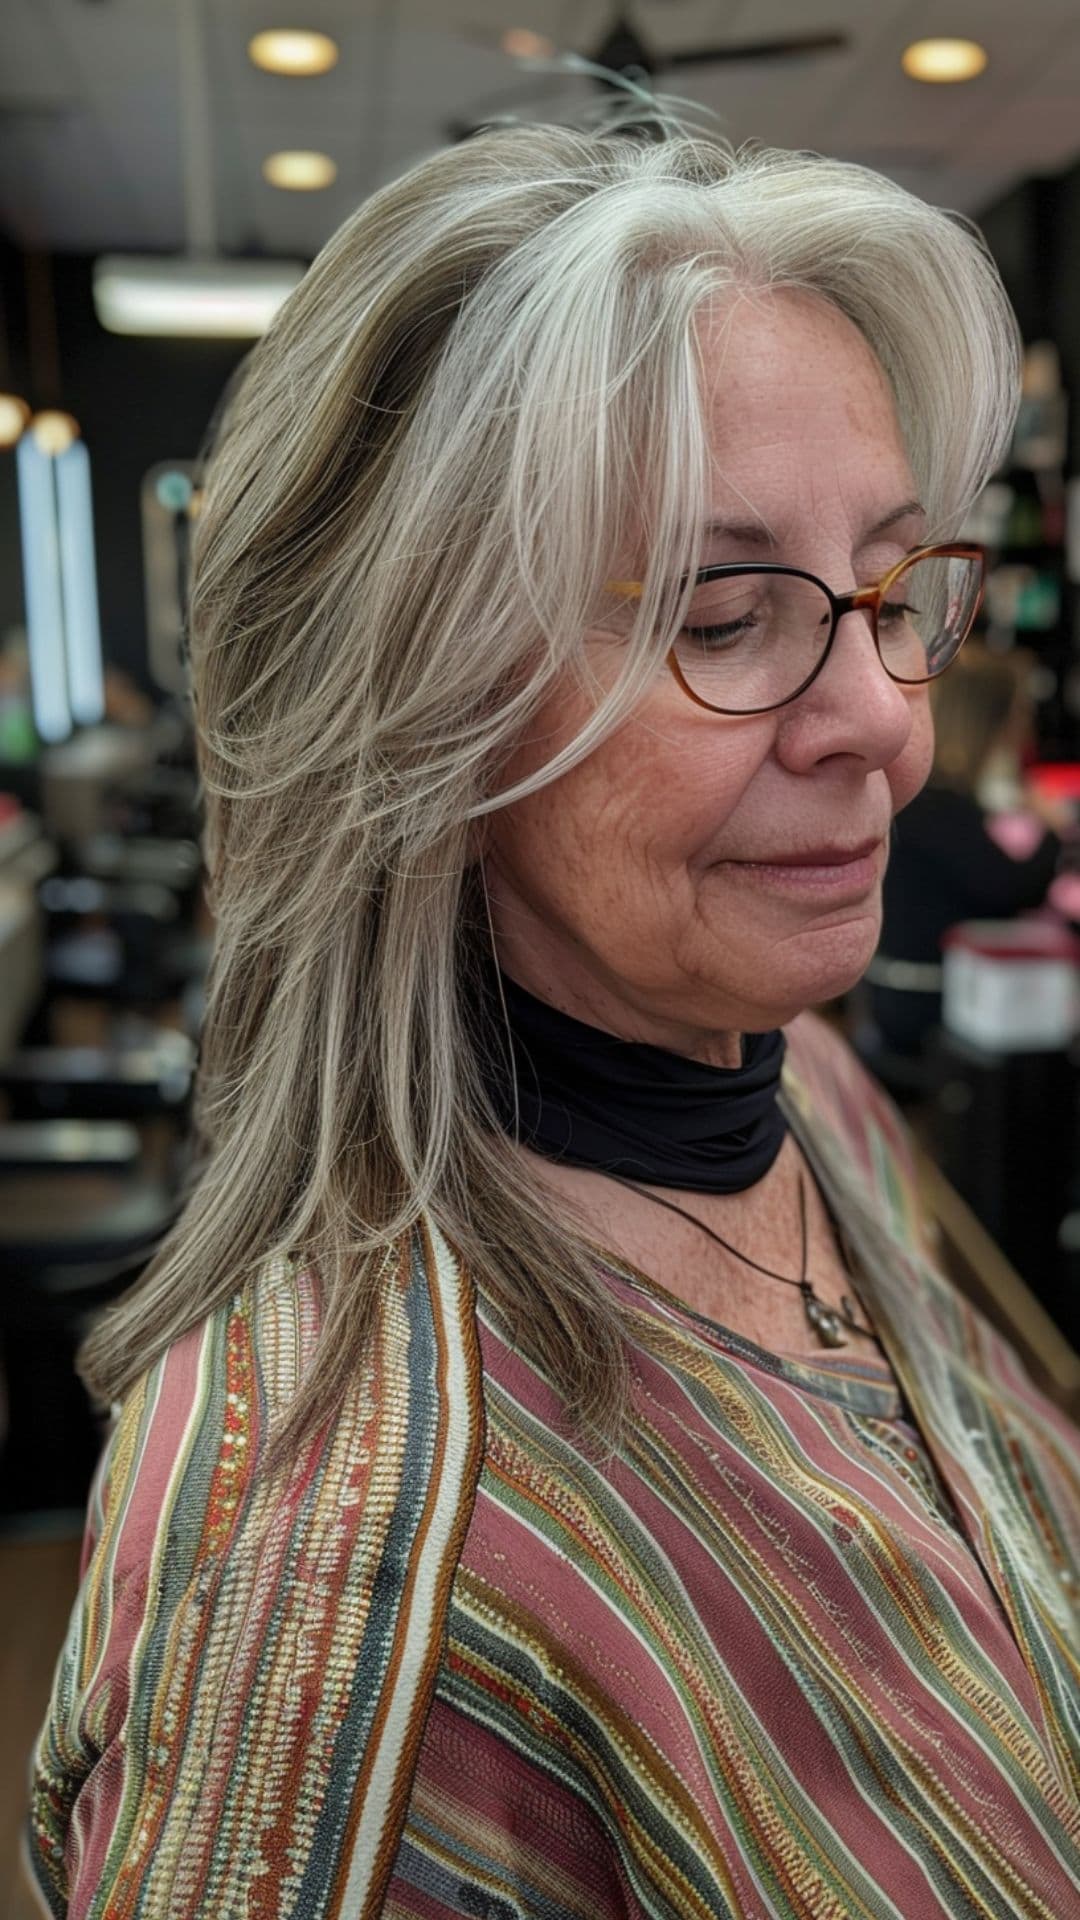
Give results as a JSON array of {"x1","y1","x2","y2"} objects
[
  {"x1": 473, "y1": 969, "x2": 878, "y2": 1350},
  {"x1": 604, "y1": 1166, "x2": 879, "y2": 1349}
]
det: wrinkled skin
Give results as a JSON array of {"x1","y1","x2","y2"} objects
[{"x1": 485, "y1": 288, "x2": 934, "y2": 1065}]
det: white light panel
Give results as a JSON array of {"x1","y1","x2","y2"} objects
[{"x1": 93, "y1": 255, "x2": 306, "y2": 337}]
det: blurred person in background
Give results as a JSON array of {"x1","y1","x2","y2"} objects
[{"x1": 867, "y1": 641, "x2": 1069, "y2": 1055}]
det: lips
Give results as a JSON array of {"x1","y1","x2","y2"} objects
[{"x1": 736, "y1": 836, "x2": 884, "y2": 868}]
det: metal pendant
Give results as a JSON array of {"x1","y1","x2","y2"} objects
[{"x1": 802, "y1": 1284, "x2": 848, "y2": 1348}]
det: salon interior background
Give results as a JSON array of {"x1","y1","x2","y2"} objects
[{"x1": 1, "y1": 1, "x2": 1080, "y2": 750}]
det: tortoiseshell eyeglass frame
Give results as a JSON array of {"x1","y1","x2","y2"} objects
[{"x1": 604, "y1": 542, "x2": 986, "y2": 717}]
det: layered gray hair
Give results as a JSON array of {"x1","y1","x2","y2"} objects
[{"x1": 79, "y1": 122, "x2": 1021, "y2": 1479}]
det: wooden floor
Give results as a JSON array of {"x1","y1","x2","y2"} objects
[{"x1": 0, "y1": 1522, "x2": 83, "y2": 1916}]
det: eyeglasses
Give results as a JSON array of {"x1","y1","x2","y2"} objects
[{"x1": 604, "y1": 543, "x2": 985, "y2": 716}]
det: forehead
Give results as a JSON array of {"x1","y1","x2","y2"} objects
[{"x1": 694, "y1": 288, "x2": 916, "y2": 533}]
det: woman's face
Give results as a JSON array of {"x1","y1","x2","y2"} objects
[{"x1": 485, "y1": 288, "x2": 934, "y2": 1059}]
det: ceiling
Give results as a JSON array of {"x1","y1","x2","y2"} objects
[{"x1": 3, "y1": 0, "x2": 1080, "y2": 258}]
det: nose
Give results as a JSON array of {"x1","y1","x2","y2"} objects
[{"x1": 777, "y1": 598, "x2": 916, "y2": 773}]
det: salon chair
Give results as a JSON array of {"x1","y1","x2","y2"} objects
[
  {"x1": 0, "y1": 1176, "x2": 179, "y2": 1523},
  {"x1": 29, "y1": 831, "x2": 207, "y2": 1016},
  {"x1": 0, "y1": 801, "x2": 201, "y2": 1522}
]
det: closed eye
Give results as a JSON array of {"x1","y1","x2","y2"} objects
[
  {"x1": 879, "y1": 597, "x2": 919, "y2": 625},
  {"x1": 683, "y1": 614, "x2": 760, "y2": 645}
]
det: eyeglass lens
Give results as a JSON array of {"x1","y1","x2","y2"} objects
[{"x1": 673, "y1": 551, "x2": 983, "y2": 713}]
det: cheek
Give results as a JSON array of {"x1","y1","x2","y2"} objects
[
  {"x1": 489, "y1": 702, "x2": 767, "y2": 926},
  {"x1": 888, "y1": 690, "x2": 934, "y2": 812},
  {"x1": 491, "y1": 731, "x2": 663, "y2": 918}
]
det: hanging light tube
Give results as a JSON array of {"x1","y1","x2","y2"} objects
[
  {"x1": 16, "y1": 432, "x2": 105, "y2": 742},
  {"x1": 55, "y1": 438, "x2": 105, "y2": 726},
  {"x1": 17, "y1": 431, "x2": 71, "y2": 743}
]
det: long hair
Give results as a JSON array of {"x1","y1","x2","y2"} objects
[{"x1": 77, "y1": 122, "x2": 1022, "y2": 1481}]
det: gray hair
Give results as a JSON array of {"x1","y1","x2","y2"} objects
[{"x1": 78, "y1": 121, "x2": 1021, "y2": 1479}]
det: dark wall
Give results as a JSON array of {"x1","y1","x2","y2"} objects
[
  {"x1": 0, "y1": 241, "x2": 247, "y2": 694},
  {"x1": 978, "y1": 166, "x2": 1080, "y2": 469},
  {"x1": 976, "y1": 163, "x2": 1080, "y2": 757},
  {"x1": 976, "y1": 180, "x2": 1047, "y2": 340},
  {"x1": 1044, "y1": 167, "x2": 1080, "y2": 474}
]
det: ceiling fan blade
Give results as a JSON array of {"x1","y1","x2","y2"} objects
[{"x1": 667, "y1": 31, "x2": 849, "y2": 69}]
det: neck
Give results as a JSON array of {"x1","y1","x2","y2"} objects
[
  {"x1": 493, "y1": 955, "x2": 745, "y2": 1069},
  {"x1": 473, "y1": 965, "x2": 787, "y2": 1194}
]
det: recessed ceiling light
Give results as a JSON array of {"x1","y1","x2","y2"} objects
[
  {"x1": 501, "y1": 28, "x2": 555, "y2": 59},
  {"x1": 249, "y1": 29, "x2": 339, "y2": 76},
  {"x1": 901, "y1": 38, "x2": 988, "y2": 83},
  {"x1": 262, "y1": 150, "x2": 338, "y2": 191}
]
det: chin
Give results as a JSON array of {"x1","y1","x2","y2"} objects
[{"x1": 752, "y1": 923, "x2": 881, "y2": 1027}]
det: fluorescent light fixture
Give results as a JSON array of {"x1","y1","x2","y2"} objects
[
  {"x1": 248, "y1": 29, "x2": 339, "y2": 75},
  {"x1": 17, "y1": 432, "x2": 71, "y2": 743},
  {"x1": 902, "y1": 38, "x2": 988, "y2": 82},
  {"x1": 56, "y1": 439, "x2": 105, "y2": 728},
  {"x1": 262, "y1": 149, "x2": 337, "y2": 190},
  {"x1": 93, "y1": 255, "x2": 306, "y2": 337},
  {"x1": 16, "y1": 431, "x2": 105, "y2": 742}
]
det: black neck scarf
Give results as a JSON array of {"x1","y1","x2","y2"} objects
[{"x1": 475, "y1": 968, "x2": 788, "y2": 1193}]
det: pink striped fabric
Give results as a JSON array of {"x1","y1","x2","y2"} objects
[{"x1": 25, "y1": 1014, "x2": 1080, "y2": 1916}]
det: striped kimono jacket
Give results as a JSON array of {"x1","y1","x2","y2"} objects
[{"x1": 24, "y1": 1013, "x2": 1080, "y2": 1917}]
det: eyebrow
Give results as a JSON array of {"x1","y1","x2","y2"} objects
[
  {"x1": 701, "y1": 498, "x2": 927, "y2": 549},
  {"x1": 863, "y1": 499, "x2": 927, "y2": 539}
]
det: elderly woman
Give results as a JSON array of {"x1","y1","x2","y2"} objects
[{"x1": 27, "y1": 125, "x2": 1079, "y2": 1917}]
